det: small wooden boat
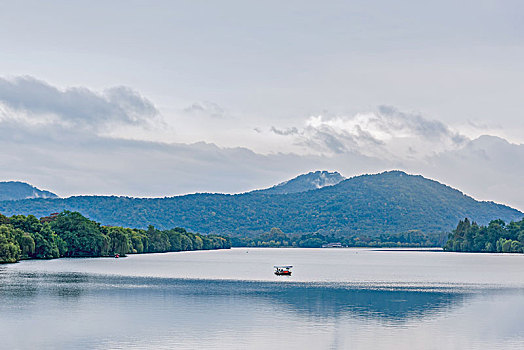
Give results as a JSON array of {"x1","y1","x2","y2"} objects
[{"x1": 274, "y1": 265, "x2": 292, "y2": 276}]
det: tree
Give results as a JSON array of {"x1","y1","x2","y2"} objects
[
  {"x1": 145, "y1": 225, "x2": 170, "y2": 252},
  {"x1": 0, "y1": 225, "x2": 21, "y2": 263},
  {"x1": 16, "y1": 232, "x2": 35, "y2": 258},
  {"x1": 107, "y1": 227, "x2": 130, "y2": 256},
  {"x1": 166, "y1": 230, "x2": 182, "y2": 251},
  {"x1": 129, "y1": 230, "x2": 145, "y2": 253},
  {"x1": 0, "y1": 213, "x2": 10, "y2": 225},
  {"x1": 50, "y1": 211, "x2": 105, "y2": 257}
]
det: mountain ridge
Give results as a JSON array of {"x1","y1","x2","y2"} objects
[
  {"x1": 0, "y1": 171, "x2": 521, "y2": 236},
  {"x1": 0, "y1": 181, "x2": 58, "y2": 201}
]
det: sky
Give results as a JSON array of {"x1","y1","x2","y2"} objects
[{"x1": 1, "y1": 1, "x2": 523, "y2": 210}]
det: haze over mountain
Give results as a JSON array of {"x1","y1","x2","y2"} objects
[
  {"x1": 0, "y1": 181, "x2": 58, "y2": 201},
  {"x1": 0, "y1": 171, "x2": 521, "y2": 236},
  {"x1": 253, "y1": 171, "x2": 345, "y2": 194}
]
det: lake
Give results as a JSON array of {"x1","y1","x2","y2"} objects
[{"x1": 1, "y1": 248, "x2": 524, "y2": 349}]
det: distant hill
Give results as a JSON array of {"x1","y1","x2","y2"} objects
[
  {"x1": 0, "y1": 171, "x2": 521, "y2": 236},
  {"x1": 0, "y1": 181, "x2": 58, "y2": 201},
  {"x1": 253, "y1": 170, "x2": 345, "y2": 194}
]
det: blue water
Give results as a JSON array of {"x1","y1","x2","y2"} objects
[{"x1": 1, "y1": 248, "x2": 524, "y2": 349}]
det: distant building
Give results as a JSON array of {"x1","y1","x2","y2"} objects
[{"x1": 322, "y1": 242, "x2": 343, "y2": 248}]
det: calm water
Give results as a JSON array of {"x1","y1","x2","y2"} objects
[{"x1": 1, "y1": 248, "x2": 524, "y2": 349}]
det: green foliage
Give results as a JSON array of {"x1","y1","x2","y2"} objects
[
  {"x1": 5, "y1": 215, "x2": 66, "y2": 260},
  {"x1": 50, "y1": 211, "x2": 106, "y2": 257},
  {"x1": 16, "y1": 232, "x2": 35, "y2": 257},
  {"x1": 0, "y1": 225, "x2": 21, "y2": 263},
  {"x1": 0, "y1": 172, "x2": 521, "y2": 237},
  {"x1": 232, "y1": 227, "x2": 446, "y2": 248},
  {"x1": 0, "y1": 213, "x2": 10, "y2": 225},
  {"x1": 444, "y1": 217, "x2": 524, "y2": 253},
  {"x1": 106, "y1": 227, "x2": 131, "y2": 256},
  {"x1": 0, "y1": 211, "x2": 230, "y2": 263}
]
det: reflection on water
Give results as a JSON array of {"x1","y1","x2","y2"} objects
[
  {"x1": 1, "y1": 272, "x2": 470, "y2": 321},
  {"x1": 1, "y1": 249, "x2": 524, "y2": 350},
  {"x1": 49, "y1": 273, "x2": 89, "y2": 298},
  {"x1": 264, "y1": 284, "x2": 470, "y2": 322}
]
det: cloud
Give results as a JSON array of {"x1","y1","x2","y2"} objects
[
  {"x1": 0, "y1": 77, "x2": 522, "y2": 212},
  {"x1": 0, "y1": 118, "x2": 360, "y2": 197},
  {"x1": 466, "y1": 119, "x2": 500, "y2": 130},
  {"x1": 183, "y1": 101, "x2": 226, "y2": 119},
  {"x1": 269, "y1": 106, "x2": 469, "y2": 159},
  {"x1": 270, "y1": 126, "x2": 299, "y2": 136},
  {"x1": 300, "y1": 128, "x2": 355, "y2": 154},
  {"x1": 0, "y1": 76, "x2": 158, "y2": 131},
  {"x1": 377, "y1": 105, "x2": 465, "y2": 142}
]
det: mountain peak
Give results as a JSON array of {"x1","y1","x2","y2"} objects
[
  {"x1": 254, "y1": 170, "x2": 345, "y2": 194},
  {"x1": 0, "y1": 181, "x2": 58, "y2": 201}
]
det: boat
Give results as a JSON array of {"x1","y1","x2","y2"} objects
[
  {"x1": 274, "y1": 265, "x2": 292, "y2": 276},
  {"x1": 114, "y1": 253, "x2": 119, "y2": 258}
]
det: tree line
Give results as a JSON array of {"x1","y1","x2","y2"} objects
[
  {"x1": 3, "y1": 209, "x2": 522, "y2": 264},
  {"x1": 0, "y1": 211, "x2": 230, "y2": 263},
  {"x1": 239, "y1": 218, "x2": 524, "y2": 251},
  {"x1": 444, "y1": 217, "x2": 524, "y2": 253},
  {"x1": 231, "y1": 227, "x2": 447, "y2": 248}
]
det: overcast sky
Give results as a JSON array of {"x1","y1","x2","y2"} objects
[{"x1": 1, "y1": 1, "x2": 523, "y2": 211}]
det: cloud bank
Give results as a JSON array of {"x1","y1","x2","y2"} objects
[
  {"x1": 270, "y1": 106, "x2": 468, "y2": 159},
  {"x1": 0, "y1": 76, "x2": 523, "y2": 212},
  {"x1": 0, "y1": 76, "x2": 158, "y2": 131}
]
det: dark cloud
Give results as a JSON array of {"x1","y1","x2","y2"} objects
[
  {"x1": 0, "y1": 76, "x2": 158, "y2": 130},
  {"x1": 353, "y1": 125, "x2": 384, "y2": 146},
  {"x1": 377, "y1": 105, "x2": 465, "y2": 144},
  {"x1": 310, "y1": 130, "x2": 350, "y2": 154},
  {"x1": 271, "y1": 124, "x2": 371, "y2": 154},
  {"x1": 270, "y1": 126, "x2": 299, "y2": 136}
]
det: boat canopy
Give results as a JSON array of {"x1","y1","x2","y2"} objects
[{"x1": 274, "y1": 265, "x2": 293, "y2": 269}]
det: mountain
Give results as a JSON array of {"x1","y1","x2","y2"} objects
[
  {"x1": 253, "y1": 170, "x2": 345, "y2": 194},
  {"x1": 0, "y1": 181, "x2": 58, "y2": 201},
  {"x1": 0, "y1": 171, "x2": 521, "y2": 236}
]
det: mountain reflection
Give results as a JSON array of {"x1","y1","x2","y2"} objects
[
  {"x1": 0, "y1": 272, "x2": 472, "y2": 323},
  {"x1": 261, "y1": 285, "x2": 469, "y2": 322}
]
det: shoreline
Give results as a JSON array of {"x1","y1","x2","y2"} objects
[{"x1": 1, "y1": 247, "x2": 232, "y2": 264}]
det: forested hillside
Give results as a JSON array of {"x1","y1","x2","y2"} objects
[
  {"x1": 0, "y1": 171, "x2": 521, "y2": 236},
  {"x1": 0, "y1": 181, "x2": 58, "y2": 201}
]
